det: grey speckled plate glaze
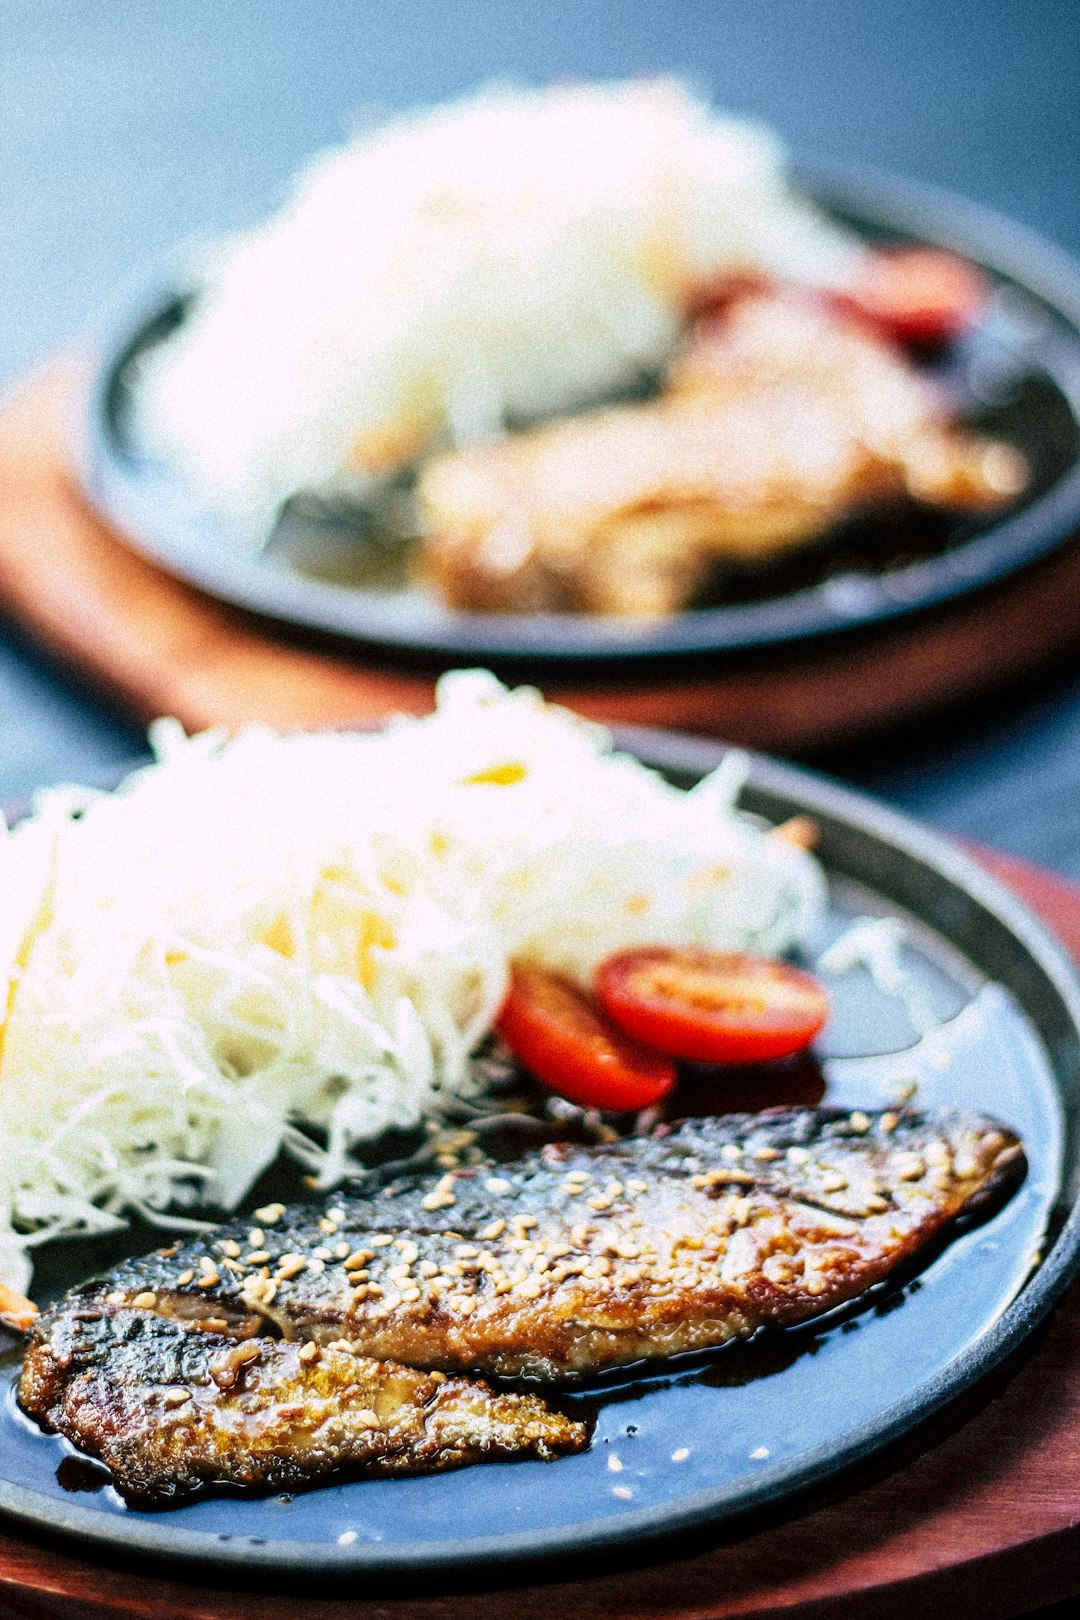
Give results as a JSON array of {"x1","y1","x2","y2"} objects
[
  {"x1": 1, "y1": 737, "x2": 1080, "y2": 1584},
  {"x1": 78, "y1": 164, "x2": 1080, "y2": 665}
]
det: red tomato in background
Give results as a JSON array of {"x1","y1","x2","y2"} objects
[
  {"x1": 596, "y1": 947, "x2": 829, "y2": 1065},
  {"x1": 829, "y1": 246, "x2": 988, "y2": 349},
  {"x1": 496, "y1": 962, "x2": 676, "y2": 1111}
]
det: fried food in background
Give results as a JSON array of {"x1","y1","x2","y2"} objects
[{"x1": 419, "y1": 292, "x2": 1027, "y2": 616}]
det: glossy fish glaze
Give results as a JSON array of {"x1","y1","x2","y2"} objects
[
  {"x1": 21, "y1": 1308, "x2": 584, "y2": 1505},
  {"x1": 20, "y1": 1107, "x2": 1024, "y2": 1503}
]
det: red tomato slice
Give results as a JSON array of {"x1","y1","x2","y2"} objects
[
  {"x1": 596, "y1": 947, "x2": 829, "y2": 1065},
  {"x1": 495, "y1": 962, "x2": 676, "y2": 1111},
  {"x1": 829, "y1": 247, "x2": 987, "y2": 349}
]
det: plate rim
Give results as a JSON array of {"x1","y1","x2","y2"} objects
[
  {"x1": 2, "y1": 734, "x2": 1080, "y2": 1579},
  {"x1": 77, "y1": 159, "x2": 1080, "y2": 665}
]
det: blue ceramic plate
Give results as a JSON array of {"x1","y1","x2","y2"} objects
[
  {"x1": 1, "y1": 738, "x2": 1079, "y2": 1583},
  {"x1": 78, "y1": 164, "x2": 1080, "y2": 664}
]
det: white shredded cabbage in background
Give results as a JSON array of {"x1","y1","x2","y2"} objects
[
  {"x1": 0, "y1": 672, "x2": 824, "y2": 1290},
  {"x1": 137, "y1": 77, "x2": 860, "y2": 535}
]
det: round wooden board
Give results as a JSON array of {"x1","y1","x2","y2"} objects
[
  {"x1": 2, "y1": 356, "x2": 1080, "y2": 751},
  {"x1": 0, "y1": 843, "x2": 1075, "y2": 1620}
]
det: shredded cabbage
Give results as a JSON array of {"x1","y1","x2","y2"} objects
[{"x1": 0, "y1": 672, "x2": 824, "y2": 1289}]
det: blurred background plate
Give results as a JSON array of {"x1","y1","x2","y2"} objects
[{"x1": 79, "y1": 163, "x2": 1080, "y2": 666}]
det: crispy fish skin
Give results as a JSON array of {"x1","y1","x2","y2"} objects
[
  {"x1": 21, "y1": 1306, "x2": 585, "y2": 1505},
  {"x1": 29, "y1": 1108, "x2": 1025, "y2": 1386}
]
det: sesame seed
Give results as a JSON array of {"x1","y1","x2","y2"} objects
[
  {"x1": 248, "y1": 1229, "x2": 265, "y2": 1247},
  {"x1": 880, "y1": 1112, "x2": 900, "y2": 1134},
  {"x1": 753, "y1": 1147, "x2": 780, "y2": 1162},
  {"x1": 894, "y1": 1154, "x2": 926, "y2": 1181},
  {"x1": 720, "y1": 1144, "x2": 743, "y2": 1161},
  {"x1": 671, "y1": 1447, "x2": 690, "y2": 1463},
  {"x1": 848, "y1": 1112, "x2": 872, "y2": 1134},
  {"x1": 421, "y1": 1189, "x2": 455, "y2": 1210},
  {"x1": 175, "y1": 1270, "x2": 195, "y2": 1287},
  {"x1": 370, "y1": 1234, "x2": 394, "y2": 1247},
  {"x1": 749, "y1": 1446, "x2": 770, "y2": 1460},
  {"x1": 338, "y1": 1531, "x2": 358, "y2": 1546},
  {"x1": 485, "y1": 1177, "x2": 512, "y2": 1194},
  {"x1": 607, "y1": 1454, "x2": 623, "y2": 1473},
  {"x1": 480, "y1": 1218, "x2": 506, "y2": 1240},
  {"x1": 254, "y1": 1203, "x2": 285, "y2": 1224},
  {"x1": 612, "y1": 1486, "x2": 633, "y2": 1501},
  {"x1": 318, "y1": 1218, "x2": 339, "y2": 1235},
  {"x1": 786, "y1": 1147, "x2": 810, "y2": 1166},
  {"x1": 163, "y1": 1387, "x2": 191, "y2": 1409},
  {"x1": 298, "y1": 1341, "x2": 319, "y2": 1363},
  {"x1": 196, "y1": 1271, "x2": 220, "y2": 1289},
  {"x1": 307, "y1": 1257, "x2": 326, "y2": 1275},
  {"x1": 587, "y1": 1195, "x2": 612, "y2": 1211},
  {"x1": 243, "y1": 1276, "x2": 277, "y2": 1305},
  {"x1": 276, "y1": 1254, "x2": 306, "y2": 1280},
  {"x1": 396, "y1": 1240, "x2": 419, "y2": 1264},
  {"x1": 132, "y1": 1291, "x2": 157, "y2": 1309},
  {"x1": 627, "y1": 1179, "x2": 649, "y2": 1194},
  {"x1": 312, "y1": 1246, "x2": 333, "y2": 1261},
  {"x1": 866, "y1": 1194, "x2": 890, "y2": 1212},
  {"x1": 199, "y1": 1254, "x2": 217, "y2": 1273},
  {"x1": 246, "y1": 1251, "x2": 271, "y2": 1265}
]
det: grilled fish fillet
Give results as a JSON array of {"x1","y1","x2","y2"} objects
[
  {"x1": 21, "y1": 1307, "x2": 584, "y2": 1505},
  {"x1": 418, "y1": 293, "x2": 1027, "y2": 615},
  {"x1": 23, "y1": 1109, "x2": 1024, "y2": 1453}
]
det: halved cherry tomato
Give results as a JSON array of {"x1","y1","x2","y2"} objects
[
  {"x1": 595, "y1": 947, "x2": 829, "y2": 1065},
  {"x1": 495, "y1": 962, "x2": 676, "y2": 1111},
  {"x1": 828, "y1": 247, "x2": 988, "y2": 350}
]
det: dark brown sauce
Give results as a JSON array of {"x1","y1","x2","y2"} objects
[{"x1": 56, "y1": 1454, "x2": 112, "y2": 1493}]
